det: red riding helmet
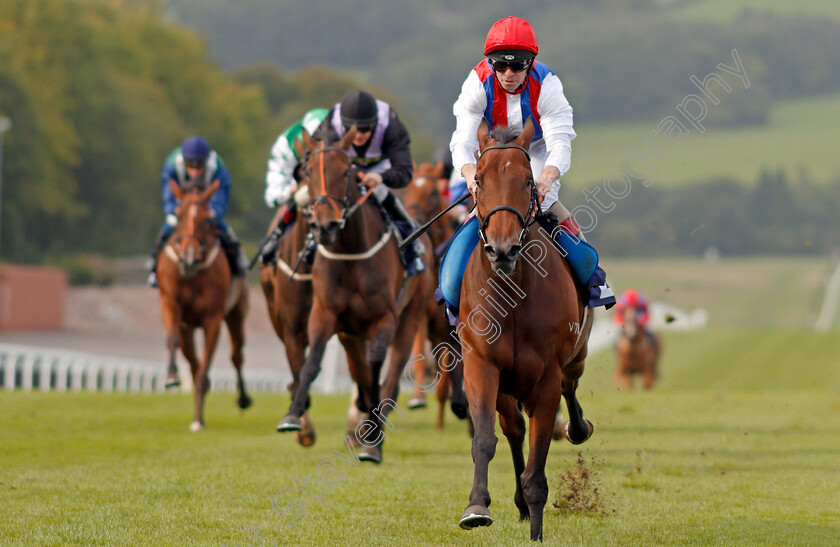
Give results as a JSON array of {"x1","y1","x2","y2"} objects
[
  {"x1": 622, "y1": 289, "x2": 642, "y2": 307},
  {"x1": 484, "y1": 16, "x2": 539, "y2": 56}
]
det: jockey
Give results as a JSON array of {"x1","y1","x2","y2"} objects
[
  {"x1": 146, "y1": 135, "x2": 249, "y2": 287},
  {"x1": 273, "y1": 89, "x2": 425, "y2": 276},
  {"x1": 613, "y1": 289, "x2": 651, "y2": 327},
  {"x1": 257, "y1": 108, "x2": 329, "y2": 265},
  {"x1": 449, "y1": 16, "x2": 615, "y2": 308}
]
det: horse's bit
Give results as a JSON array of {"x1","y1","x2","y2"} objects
[
  {"x1": 474, "y1": 143, "x2": 539, "y2": 247},
  {"x1": 302, "y1": 145, "x2": 372, "y2": 229}
]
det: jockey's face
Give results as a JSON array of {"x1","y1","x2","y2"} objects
[
  {"x1": 185, "y1": 160, "x2": 206, "y2": 180},
  {"x1": 495, "y1": 66, "x2": 528, "y2": 93},
  {"x1": 346, "y1": 124, "x2": 373, "y2": 147}
]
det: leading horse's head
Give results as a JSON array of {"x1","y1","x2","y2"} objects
[
  {"x1": 298, "y1": 128, "x2": 362, "y2": 246},
  {"x1": 474, "y1": 118, "x2": 537, "y2": 275},
  {"x1": 168, "y1": 178, "x2": 220, "y2": 277}
]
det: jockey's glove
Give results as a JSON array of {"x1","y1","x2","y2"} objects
[{"x1": 165, "y1": 214, "x2": 178, "y2": 227}]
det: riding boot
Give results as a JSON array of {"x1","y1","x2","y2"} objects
[
  {"x1": 373, "y1": 186, "x2": 426, "y2": 276},
  {"x1": 217, "y1": 226, "x2": 249, "y2": 278},
  {"x1": 546, "y1": 202, "x2": 616, "y2": 309},
  {"x1": 258, "y1": 204, "x2": 298, "y2": 266},
  {"x1": 145, "y1": 227, "x2": 172, "y2": 288}
]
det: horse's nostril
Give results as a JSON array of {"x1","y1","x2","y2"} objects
[
  {"x1": 509, "y1": 245, "x2": 521, "y2": 259},
  {"x1": 483, "y1": 245, "x2": 497, "y2": 258}
]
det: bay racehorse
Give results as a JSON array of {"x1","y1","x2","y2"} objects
[
  {"x1": 615, "y1": 306, "x2": 660, "y2": 390},
  {"x1": 276, "y1": 128, "x2": 435, "y2": 463},
  {"x1": 259, "y1": 200, "x2": 317, "y2": 445},
  {"x1": 156, "y1": 179, "x2": 251, "y2": 431},
  {"x1": 400, "y1": 161, "x2": 469, "y2": 429},
  {"x1": 457, "y1": 120, "x2": 594, "y2": 541}
]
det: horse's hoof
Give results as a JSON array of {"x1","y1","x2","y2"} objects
[
  {"x1": 451, "y1": 402, "x2": 469, "y2": 420},
  {"x1": 237, "y1": 394, "x2": 252, "y2": 410},
  {"x1": 295, "y1": 431, "x2": 316, "y2": 447},
  {"x1": 189, "y1": 421, "x2": 205, "y2": 432},
  {"x1": 165, "y1": 375, "x2": 180, "y2": 389},
  {"x1": 408, "y1": 397, "x2": 427, "y2": 410},
  {"x1": 276, "y1": 415, "x2": 303, "y2": 432},
  {"x1": 459, "y1": 505, "x2": 493, "y2": 530},
  {"x1": 357, "y1": 445, "x2": 382, "y2": 464},
  {"x1": 562, "y1": 418, "x2": 594, "y2": 445}
]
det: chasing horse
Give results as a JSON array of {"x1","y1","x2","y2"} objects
[
  {"x1": 275, "y1": 126, "x2": 435, "y2": 464},
  {"x1": 259, "y1": 201, "x2": 318, "y2": 445},
  {"x1": 156, "y1": 179, "x2": 251, "y2": 431},
  {"x1": 438, "y1": 120, "x2": 613, "y2": 540},
  {"x1": 400, "y1": 161, "x2": 469, "y2": 429},
  {"x1": 614, "y1": 289, "x2": 661, "y2": 390}
]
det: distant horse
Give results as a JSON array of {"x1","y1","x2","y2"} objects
[
  {"x1": 275, "y1": 129, "x2": 435, "y2": 463},
  {"x1": 457, "y1": 120, "x2": 594, "y2": 541},
  {"x1": 156, "y1": 179, "x2": 251, "y2": 431},
  {"x1": 259, "y1": 200, "x2": 317, "y2": 445},
  {"x1": 615, "y1": 306, "x2": 660, "y2": 390},
  {"x1": 400, "y1": 161, "x2": 469, "y2": 429}
]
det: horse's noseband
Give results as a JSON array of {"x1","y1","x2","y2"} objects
[
  {"x1": 302, "y1": 146, "x2": 368, "y2": 229},
  {"x1": 474, "y1": 144, "x2": 539, "y2": 247}
]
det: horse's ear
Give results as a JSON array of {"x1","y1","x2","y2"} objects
[
  {"x1": 200, "y1": 179, "x2": 221, "y2": 201},
  {"x1": 340, "y1": 126, "x2": 357, "y2": 150},
  {"x1": 299, "y1": 129, "x2": 313, "y2": 153},
  {"x1": 169, "y1": 179, "x2": 184, "y2": 201},
  {"x1": 477, "y1": 119, "x2": 492, "y2": 151},
  {"x1": 433, "y1": 161, "x2": 445, "y2": 180},
  {"x1": 517, "y1": 117, "x2": 536, "y2": 150}
]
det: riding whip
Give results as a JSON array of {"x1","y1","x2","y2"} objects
[{"x1": 398, "y1": 192, "x2": 471, "y2": 253}]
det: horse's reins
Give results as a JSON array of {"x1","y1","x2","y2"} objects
[
  {"x1": 306, "y1": 144, "x2": 373, "y2": 229},
  {"x1": 474, "y1": 143, "x2": 539, "y2": 247}
]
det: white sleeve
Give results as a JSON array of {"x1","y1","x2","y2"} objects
[
  {"x1": 449, "y1": 71, "x2": 487, "y2": 177},
  {"x1": 264, "y1": 135, "x2": 298, "y2": 207},
  {"x1": 536, "y1": 73, "x2": 576, "y2": 177}
]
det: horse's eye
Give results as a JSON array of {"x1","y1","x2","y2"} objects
[{"x1": 474, "y1": 176, "x2": 481, "y2": 189}]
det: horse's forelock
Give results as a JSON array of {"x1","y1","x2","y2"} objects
[{"x1": 489, "y1": 126, "x2": 521, "y2": 145}]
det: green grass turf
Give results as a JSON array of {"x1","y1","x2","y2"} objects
[
  {"x1": 564, "y1": 94, "x2": 840, "y2": 190},
  {"x1": 2, "y1": 327, "x2": 840, "y2": 545}
]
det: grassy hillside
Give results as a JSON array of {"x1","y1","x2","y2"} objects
[
  {"x1": 662, "y1": 0, "x2": 840, "y2": 21},
  {"x1": 565, "y1": 94, "x2": 840, "y2": 189},
  {"x1": 601, "y1": 256, "x2": 833, "y2": 329}
]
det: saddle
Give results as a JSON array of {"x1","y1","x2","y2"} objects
[{"x1": 437, "y1": 215, "x2": 601, "y2": 312}]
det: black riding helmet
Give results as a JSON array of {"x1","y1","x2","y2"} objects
[{"x1": 339, "y1": 89, "x2": 378, "y2": 129}]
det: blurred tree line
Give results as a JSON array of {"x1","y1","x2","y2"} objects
[
  {"x1": 1, "y1": 0, "x2": 839, "y2": 267},
  {"x1": 585, "y1": 169, "x2": 840, "y2": 257},
  {"x1": 167, "y1": 0, "x2": 840, "y2": 139},
  {"x1": 0, "y1": 0, "x2": 363, "y2": 262}
]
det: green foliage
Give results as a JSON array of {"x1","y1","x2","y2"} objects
[
  {"x1": 0, "y1": 0, "x2": 272, "y2": 261},
  {"x1": 48, "y1": 253, "x2": 117, "y2": 286}
]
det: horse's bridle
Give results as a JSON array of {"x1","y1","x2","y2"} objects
[
  {"x1": 173, "y1": 197, "x2": 212, "y2": 262},
  {"x1": 302, "y1": 144, "x2": 372, "y2": 229},
  {"x1": 474, "y1": 143, "x2": 539, "y2": 246}
]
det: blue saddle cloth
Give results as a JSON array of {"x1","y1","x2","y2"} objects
[{"x1": 435, "y1": 215, "x2": 611, "y2": 323}]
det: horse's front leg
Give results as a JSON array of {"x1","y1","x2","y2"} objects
[
  {"x1": 356, "y1": 315, "x2": 397, "y2": 463},
  {"x1": 459, "y1": 355, "x2": 500, "y2": 530},
  {"x1": 521, "y1": 378, "x2": 565, "y2": 542},
  {"x1": 277, "y1": 300, "x2": 336, "y2": 432},
  {"x1": 498, "y1": 393, "x2": 528, "y2": 521},
  {"x1": 191, "y1": 314, "x2": 224, "y2": 431},
  {"x1": 561, "y1": 358, "x2": 594, "y2": 445},
  {"x1": 160, "y1": 298, "x2": 182, "y2": 388}
]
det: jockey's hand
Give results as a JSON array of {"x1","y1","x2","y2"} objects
[
  {"x1": 165, "y1": 214, "x2": 178, "y2": 227},
  {"x1": 535, "y1": 166, "x2": 561, "y2": 202},
  {"x1": 461, "y1": 163, "x2": 477, "y2": 194},
  {"x1": 360, "y1": 172, "x2": 383, "y2": 190}
]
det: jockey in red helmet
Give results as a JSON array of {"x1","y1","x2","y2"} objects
[
  {"x1": 449, "y1": 16, "x2": 615, "y2": 308},
  {"x1": 613, "y1": 289, "x2": 651, "y2": 327}
]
